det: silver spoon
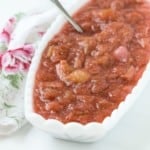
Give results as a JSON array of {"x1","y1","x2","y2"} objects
[{"x1": 50, "y1": 0, "x2": 83, "y2": 33}]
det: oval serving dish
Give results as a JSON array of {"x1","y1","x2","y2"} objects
[{"x1": 25, "y1": 0, "x2": 150, "y2": 142}]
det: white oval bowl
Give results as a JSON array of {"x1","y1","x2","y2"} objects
[{"x1": 25, "y1": 0, "x2": 150, "y2": 142}]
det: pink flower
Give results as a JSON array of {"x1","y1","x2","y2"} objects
[
  {"x1": 0, "y1": 17, "x2": 16, "y2": 44},
  {"x1": 5, "y1": 17, "x2": 16, "y2": 34},
  {"x1": 0, "y1": 44, "x2": 34, "y2": 74},
  {"x1": 38, "y1": 31, "x2": 45, "y2": 37},
  {"x1": 0, "y1": 30, "x2": 10, "y2": 43}
]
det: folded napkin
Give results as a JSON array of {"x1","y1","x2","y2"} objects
[{"x1": 0, "y1": 0, "x2": 76, "y2": 135}]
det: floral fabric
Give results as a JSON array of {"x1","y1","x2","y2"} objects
[{"x1": 0, "y1": 10, "x2": 57, "y2": 135}]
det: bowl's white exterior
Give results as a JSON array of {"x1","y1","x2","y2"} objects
[{"x1": 25, "y1": 0, "x2": 150, "y2": 142}]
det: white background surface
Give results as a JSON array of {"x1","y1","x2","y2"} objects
[{"x1": 0, "y1": 0, "x2": 150, "y2": 150}]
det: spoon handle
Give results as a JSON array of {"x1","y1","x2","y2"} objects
[{"x1": 50, "y1": 0, "x2": 83, "y2": 33}]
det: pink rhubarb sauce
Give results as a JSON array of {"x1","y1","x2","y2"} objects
[{"x1": 33, "y1": 0, "x2": 150, "y2": 124}]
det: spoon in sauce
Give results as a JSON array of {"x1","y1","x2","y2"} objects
[{"x1": 50, "y1": 0, "x2": 83, "y2": 33}]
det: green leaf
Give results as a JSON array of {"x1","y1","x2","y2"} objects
[
  {"x1": 3, "y1": 102, "x2": 15, "y2": 109},
  {"x1": 15, "y1": 12, "x2": 25, "y2": 22},
  {"x1": 0, "y1": 43, "x2": 7, "y2": 52},
  {"x1": 9, "y1": 116, "x2": 25, "y2": 126},
  {"x1": 10, "y1": 116, "x2": 20, "y2": 124},
  {"x1": 4, "y1": 73, "x2": 24, "y2": 89}
]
